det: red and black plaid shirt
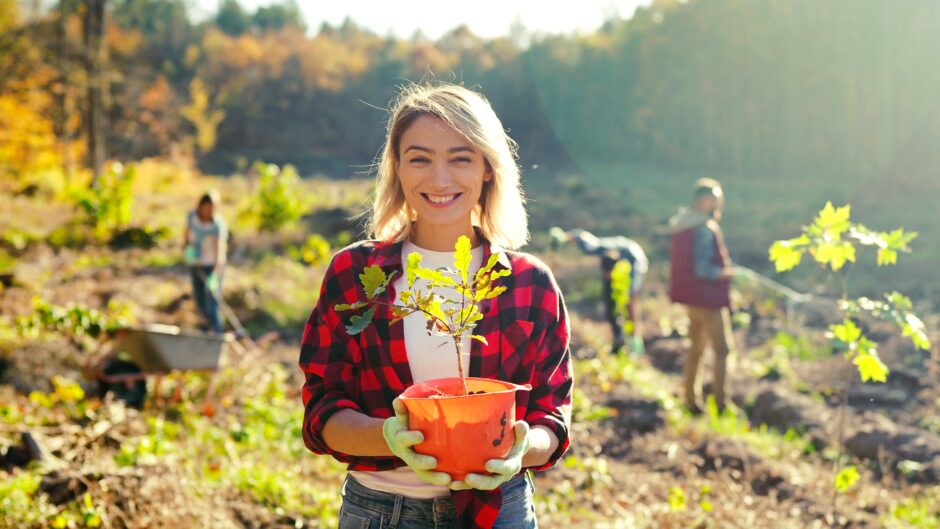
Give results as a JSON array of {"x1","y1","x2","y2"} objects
[{"x1": 299, "y1": 237, "x2": 573, "y2": 529}]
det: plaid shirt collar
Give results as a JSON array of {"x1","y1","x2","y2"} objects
[{"x1": 370, "y1": 230, "x2": 513, "y2": 274}]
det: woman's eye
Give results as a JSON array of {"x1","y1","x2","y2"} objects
[
  {"x1": 410, "y1": 157, "x2": 430, "y2": 164},
  {"x1": 451, "y1": 157, "x2": 472, "y2": 164}
]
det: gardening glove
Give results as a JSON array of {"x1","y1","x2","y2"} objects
[
  {"x1": 449, "y1": 420, "x2": 530, "y2": 491},
  {"x1": 630, "y1": 335, "x2": 645, "y2": 355},
  {"x1": 183, "y1": 244, "x2": 198, "y2": 264},
  {"x1": 732, "y1": 266, "x2": 754, "y2": 283},
  {"x1": 205, "y1": 272, "x2": 220, "y2": 294},
  {"x1": 383, "y1": 398, "x2": 452, "y2": 487},
  {"x1": 548, "y1": 227, "x2": 568, "y2": 251}
]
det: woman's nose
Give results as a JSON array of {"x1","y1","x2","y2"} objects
[{"x1": 431, "y1": 161, "x2": 451, "y2": 186}]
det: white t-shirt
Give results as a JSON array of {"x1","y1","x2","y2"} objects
[{"x1": 349, "y1": 240, "x2": 484, "y2": 499}]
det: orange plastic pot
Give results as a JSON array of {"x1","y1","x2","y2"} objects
[{"x1": 399, "y1": 377, "x2": 531, "y2": 481}]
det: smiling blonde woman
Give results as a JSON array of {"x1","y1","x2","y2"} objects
[
  {"x1": 370, "y1": 84, "x2": 529, "y2": 251},
  {"x1": 299, "y1": 83, "x2": 572, "y2": 529}
]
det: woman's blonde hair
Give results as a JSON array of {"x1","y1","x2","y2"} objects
[{"x1": 368, "y1": 83, "x2": 528, "y2": 250}]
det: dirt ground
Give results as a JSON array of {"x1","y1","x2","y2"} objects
[{"x1": 2, "y1": 215, "x2": 939, "y2": 528}]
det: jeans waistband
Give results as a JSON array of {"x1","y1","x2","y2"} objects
[
  {"x1": 342, "y1": 473, "x2": 528, "y2": 524},
  {"x1": 342, "y1": 474, "x2": 457, "y2": 523}
]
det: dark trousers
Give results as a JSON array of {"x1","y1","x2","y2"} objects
[{"x1": 190, "y1": 266, "x2": 223, "y2": 334}]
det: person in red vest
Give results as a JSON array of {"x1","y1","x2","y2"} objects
[{"x1": 668, "y1": 178, "x2": 737, "y2": 414}]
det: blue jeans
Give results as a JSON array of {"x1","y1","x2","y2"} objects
[
  {"x1": 339, "y1": 474, "x2": 537, "y2": 529},
  {"x1": 190, "y1": 265, "x2": 223, "y2": 334}
]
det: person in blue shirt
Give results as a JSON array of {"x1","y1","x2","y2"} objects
[
  {"x1": 183, "y1": 191, "x2": 227, "y2": 334},
  {"x1": 551, "y1": 228, "x2": 649, "y2": 353}
]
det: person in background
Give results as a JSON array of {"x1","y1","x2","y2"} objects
[
  {"x1": 668, "y1": 178, "x2": 737, "y2": 413},
  {"x1": 551, "y1": 228, "x2": 648, "y2": 354},
  {"x1": 183, "y1": 191, "x2": 227, "y2": 334}
]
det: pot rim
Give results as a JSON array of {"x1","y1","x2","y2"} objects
[{"x1": 400, "y1": 376, "x2": 532, "y2": 400}]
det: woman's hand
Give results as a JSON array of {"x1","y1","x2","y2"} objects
[
  {"x1": 382, "y1": 398, "x2": 452, "y2": 486},
  {"x1": 449, "y1": 421, "x2": 530, "y2": 491}
]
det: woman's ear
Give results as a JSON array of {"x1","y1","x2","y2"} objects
[{"x1": 483, "y1": 160, "x2": 494, "y2": 182}]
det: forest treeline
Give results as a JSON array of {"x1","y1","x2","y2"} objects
[{"x1": 4, "y1": 0, "x2": 940, "y2": 184}]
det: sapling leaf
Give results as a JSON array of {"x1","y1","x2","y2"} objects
[
  {"x1": 415, "y1": 267, "x2": 456, "y2": 287},
  {"x1": 346, "y1": 305, "x2": 376, "y2": 335},
  {"x1": 471, "y1": 335, "x2": 488, "y2": 345},
  {"x1": 830, "y1": 319, "x2": 862, "y2": 345},
  {"x1": 854, "y1": 349, "x2": 889, "y2": 383},
  {"x1": 877, "y1": 228, "x2": 918, "y2": 266},
  {"x1": 474, "y1": 286, "x2": 491, "y2": 302},
  {"x1": 426, "y1": 299, "x2": 448, "y2": 324},
  {"x1": 334, "y1": 301, "x2": 367, "y2": 312},
  {"x1": 834, "y1": 466, "x2": 860, "y2": 493},
  {"x1": 474, "y1": 253, "x2": 501, "y2": 285},
  {"x1": 902, "y1": 313, "x2": 931, "y2": 350},
  {"x1": 848, "y1": 224, "x2": 884, "y2": 248},
  {"x1": 770, "y1": 236, "x2": 809, "y2": 272},
  {"x1": 484, "y1": 286, "x2": 507, "y2": 300},
  {"x1": 454, "y1": 235, "x2": 472, "y2": 283},
  {"x1": 359, "y1": 266, "x2": 388, "y2": 299},
  {"x1": 406, "y1": 252, "x2": 422, "y2": 287},
  {"x1": 885, "y1": 291, "x2": 913, "y2": 311},
  {"x1": 458, "y1": 305, "x2": 480, "y2": 326},
  {"x1": 490, "y1": 268, "x2": 512, "y2": 280},
  {"x1": 877, "y1": 248, "x2": 898, "y2": 267},
  {"x1": 667, "y1": 487, "x2": 687, "y2": 511},
  {"x1": 812, "y1": 202, "x2": 852, "y2": 238},
  {"x1": 813, "y1": 240, "x2": 856, "y2": 271}
]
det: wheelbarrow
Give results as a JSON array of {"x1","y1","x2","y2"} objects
[{"x1": 92, "y1": 323, "x2": 230, "y2": 408}]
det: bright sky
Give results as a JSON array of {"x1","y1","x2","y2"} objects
[{"x1": 191, "y1": 0, "x2": 653, "y2": 39}]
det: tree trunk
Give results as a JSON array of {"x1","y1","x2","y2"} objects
[
  {"x1": 56, "y1": 1, "x2": 74, "y2": 181},
  {"x1": 83, "y1": 0, "x2": 106, "y2": 187}
]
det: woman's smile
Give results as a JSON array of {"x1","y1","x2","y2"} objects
[{"x1": 421, "y1": 192, "x2": 462, "y2": 207}]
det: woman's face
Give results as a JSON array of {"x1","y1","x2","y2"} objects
[
  {"x1": 397, "y1": 115, "x2": 492, "y2": 240},
  {"x1": 197, "y1": 202, "x2": 214, "y2": 221}
]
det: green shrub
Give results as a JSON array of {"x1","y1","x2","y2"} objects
[
  {"x1": 288, "y1": 233, "x2": 331, "y2": 266},
  {"x1": 240, "y1": 162, "x2": 308, "y2": 231},
  {"x1": 70, "y1": 163, "x2": 136, "y2": 239}
]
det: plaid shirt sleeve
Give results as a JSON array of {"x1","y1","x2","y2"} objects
[
  {"x1": 516, "y1": 254, "x2": 573, "y2": 471},
  {"x1": 298, "y1": 245, "x2": 370, "y2": 461}
]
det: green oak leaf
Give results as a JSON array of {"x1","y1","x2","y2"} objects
[
  {"x1": 334, "y1": 301, "x2": 367, "y2": 312},
  {"x1": 406, "y1": 252, "x2": 422, "y2": 287},
  {"x1": 414, "y1": 267, "x2": 457, "y2": 287},
  {"x1": 359, "y1": 266, "x2": 388, "y2": 299},
  {"x1": 426, "y1": 299, "x2": 448, "y2": 325},
  {"x1": 471, "y1": 335, "x2": 488, "y2": 345},
  {"x1": 346, "y1": 305, "x2": 376, "y2": 335},
  {"x1": 454, "y1": 235, "x2": 472, "y2": 283},
  {"x1": 474, "y1": 253, "x2": 501, "y2": 285}
]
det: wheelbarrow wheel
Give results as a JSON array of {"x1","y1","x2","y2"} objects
[{"x1": 99, "y1": 359, "x2": 147, "y2": 408}]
